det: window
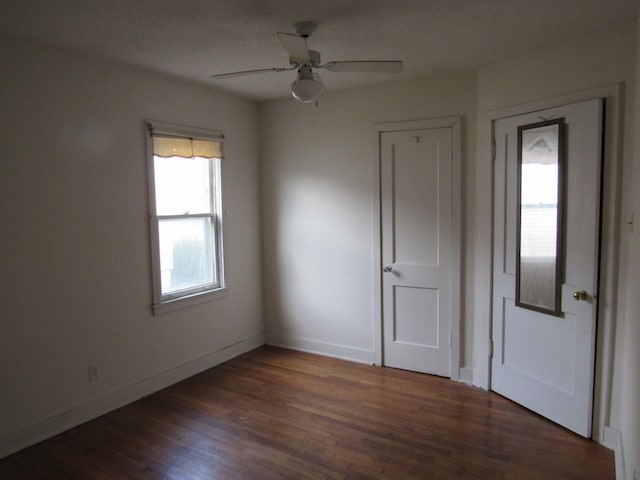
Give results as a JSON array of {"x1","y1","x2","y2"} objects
[{"x1": 146, "y1": 121, "x2": 226, "y2": 314}]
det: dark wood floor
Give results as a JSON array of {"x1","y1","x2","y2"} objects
[{"x1": 1, "y1": 346, "x2": 614, "y2": 479}]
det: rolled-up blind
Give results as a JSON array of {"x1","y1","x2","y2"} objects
[
  {"x1": 148, "y1": 121, "x2": 223, "y2": 159},
  {"x1": 152, "y1": 135, "x2": 221, "y2": 159}
]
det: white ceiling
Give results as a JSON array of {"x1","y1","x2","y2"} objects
[{"x1": 1, "y1": 0, "x2": 638, "y2": 101}]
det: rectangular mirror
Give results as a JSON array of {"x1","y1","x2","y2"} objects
[{"x1": 516, "y1": 118, "x2": 565, "y2": 316}]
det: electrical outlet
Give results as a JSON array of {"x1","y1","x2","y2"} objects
[{"x1": 88, "y1": 365, "x2": 98, "y2": 383}]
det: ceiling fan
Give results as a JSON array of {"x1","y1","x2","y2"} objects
[{"x1": 211, "y1": 21, "x2": 403, "y2": 103}]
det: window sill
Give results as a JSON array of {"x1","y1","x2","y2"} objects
[{"x1": 152, "y1": 286, "x2": 229, "y2": 315}]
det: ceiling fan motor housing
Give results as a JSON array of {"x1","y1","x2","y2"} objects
[{"x1": 290, "y1": 49, "x2": 321, "y2": 68}]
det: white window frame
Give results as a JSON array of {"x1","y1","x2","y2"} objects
[{"x1": 146, "y1": 120, "x2": 227, "y2": 315}]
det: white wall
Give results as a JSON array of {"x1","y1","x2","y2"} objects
[
  {"x1": 474, "y1": 20, "x2": 636, "y2": 447},
  {"x1": 617, "y1": 15, "x2": 640, "y2": 480},
  {"x1": 2, "y1": 15, "x2": 639, "y2": 474},
  {"x1": 0, "y1": 35, "x2": 264, "y2": 456},
  {"x1": 260, "y1": 73, "x2": 477, "y2": 364},
  {"x1": 260, "y1": 18, "x2": 639, "y2": 473}
]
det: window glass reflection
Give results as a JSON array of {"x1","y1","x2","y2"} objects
[{"x1": 517, "y1": 121, "x2": 563, "y2": 315}]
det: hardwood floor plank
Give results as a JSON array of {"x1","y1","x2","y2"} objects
[{"x1": 0, "y1": 346, "x2": 614, "y2": 479}]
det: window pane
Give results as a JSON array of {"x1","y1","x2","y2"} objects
[
  {"x1": 154, "y1": 156, "x2": 212, "y2": 215},
  {"x1": 158, "y1": 217, "x2": 217, "y2": 295}
]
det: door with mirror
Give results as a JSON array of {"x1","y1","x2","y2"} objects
[{"x1": 491, "y1": 98, "x2": 603, "y2": 437}]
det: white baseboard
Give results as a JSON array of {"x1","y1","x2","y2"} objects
[
  {"x1": 458, "y1": 367, "x2": 475, "y2": 385},
  {"x1": 266, "y1": 333, "x2": 375, "y2": 365},
  {"x1": 603, "y1": 426, "x2": 626, "y2": 480},
  {"x1": 472, "y1": 368, "x2": 490, "y2": 390},
  {"x1": 0, "y1": 333, "x2": 265, "y2": 459}
]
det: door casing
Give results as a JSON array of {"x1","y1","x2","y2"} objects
[{"x1": 373, "y1": 117, "x2": 462, "y2": 381}]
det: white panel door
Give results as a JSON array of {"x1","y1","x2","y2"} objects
[
  {"x1": 381, "y1": 128, "x2": 452, "y2": 377},
  {"x1": 492, "y1": 98, "x2": 603, "y2": 437}
]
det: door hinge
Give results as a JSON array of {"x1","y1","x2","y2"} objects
[
  {"x1": 449, "y1": 332, "x2": 452, "y2": 347},
  {"x1": 489, "y1": 340, "x2": 494, "y2": 359},
  {"x1": 491, "y1": 137, "x2": 496, "y2": 161}
]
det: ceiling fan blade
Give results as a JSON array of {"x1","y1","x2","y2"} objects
[
  {"x1": 277, "y1": 32, "x2": 311, "y2": 61},
  {"x1": 323, "y1": 60, "x2": 403, "y2": 73},
  {"x1": 211, "y1": 67, "x2": 292, "y2": 79}
]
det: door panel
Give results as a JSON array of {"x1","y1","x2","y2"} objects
[
  {"x1": 381, "y1": 128, "x2": 452, "y2": 377},
  {"x1": 394, "y1": 286, "x2": 439, "y2": 346},
  {"x1": 492, "y1": 98, "x2": 603, "y2": 437},
  {"x1": 502, "y1": 298, "x2": 576, "y2": 392},
  {"x1": 393, "y1": 141, "x2": 440, "y2": 266}
]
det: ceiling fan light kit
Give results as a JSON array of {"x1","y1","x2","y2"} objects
[
  {"x1": 291, "y1": 66, "x2": 324, "y2": 103},
  {"x1": 211, "y1": 22, "x2": 402, "y2": 104}
]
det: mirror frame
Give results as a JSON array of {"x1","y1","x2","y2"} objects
[{"x1": 515, "y1": 118, "x2": 565, "y2": 317}]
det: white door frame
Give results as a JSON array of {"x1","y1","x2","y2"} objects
[
  {"x1": 372, "y1": 117, "x2": 462, "y2": 381},
  {"x1": 485, "y1": 84, "x2": 622, "y2": 442}
]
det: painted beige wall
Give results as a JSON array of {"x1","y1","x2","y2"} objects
[
  {"x1": 0, "y1": 36, "x2": 264, "y2": 453},
  {"x1": 260, "y1": 73, "x2": 477, "y2": 364}
]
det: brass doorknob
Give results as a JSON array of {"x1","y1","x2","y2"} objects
[{"x1": 573, "y1": 290, "x2": 588, "y2": 301}]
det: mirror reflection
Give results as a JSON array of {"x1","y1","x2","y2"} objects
[{"x1": 516, "y1": 119, "x2": 564, "y2": 316}]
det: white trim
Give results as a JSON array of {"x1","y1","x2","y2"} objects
[
  {"x1": 152, "y1": 286, "x2": 229, "y2": 315},
  {"x1": 458, "y1": 367, "x2": 475, "y2": 385},
  {"x1": 0, "y1": 333, "x2": 265, "y2": 459},
  {"x1": 145, "y1": 120, "x2": 227, "y2": 315},
  {"x1": 450, "y1": 119, "x2": 462, "y2": 382},
  {"x1": 146, "y1": 120, "x2": 224, "y2": 142},
  {"x1": 603, "y1": 426, "x2": 626, "y2": 480},
  {"x1": 372, "y1": 125, "x2": 383, "y2": 366},
  {"x1": 266, "y1": 333, "x2": 375, "y2": 365},
  {"x1": 483, "y1": 84, "x2": 622, "y2": 443},
  {"x1": 372, "y1": 116, "x2": 462, "y2": 380}
]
